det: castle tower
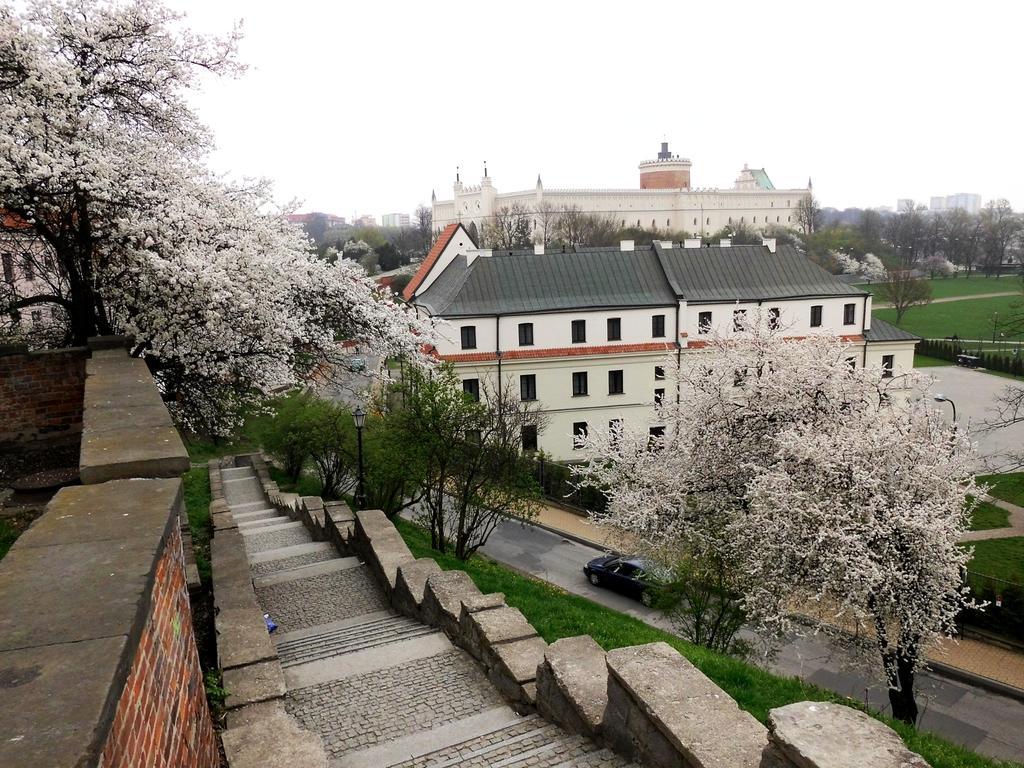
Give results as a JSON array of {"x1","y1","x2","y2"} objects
[{"x1": 638, "y1": 142, "x2": 692, "y2": 189}]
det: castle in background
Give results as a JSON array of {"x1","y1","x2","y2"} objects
[{"x1": 431, "y1": 142, "x2": 812, "y2": 238}]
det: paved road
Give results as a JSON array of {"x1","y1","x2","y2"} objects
[
  {"x1": 874, "y1": 291, "x2": 1019, "y2": 309},
  {"x1": 922, "y1": 366, "x2": 1024, "y2": 470},
  {"x1": 479, "y1": 517, "x2": 1024, "y2": 763}
]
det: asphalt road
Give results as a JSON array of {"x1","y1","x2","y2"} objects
[{"x1": 479, "y1": 517, "x2": 1024, "y2": 763}]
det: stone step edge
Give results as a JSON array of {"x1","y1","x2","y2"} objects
[
  {"x1": 279, "y1": 627, "x2": 441, "y2": 668},
  {"x1": 329, "y1": 707, "x2": 527, "y2": 768},
  {"x1": 233, "y1": 508, "x2": 280, "y2": 520},
  {"x1": 277, "y1": 615, "x2": 424, "y2": 651},
  {"x1": 240, "y1": 520, "x2": 304, "y2": 536},
  {"x1": 253, "y1": 556, "x2": 363, "y2": 588},
  {"x1": 237, "y1": 516, "x2": 291, "y2": 529},
  {"x1": 248, "y1": 541, "x2": 334, "y2": 565},
  {"x1": 273, "y1": 609, "x2": 397, "y2": 644},
  {"x1": 404, "y1": 718, "x2": 564, "y2": 768}
]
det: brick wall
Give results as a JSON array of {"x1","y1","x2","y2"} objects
[
  {"x1": 0, "y1": 346, "x2": 86, "y2": 445},
  {"x1": 99, "y1": 525, "x2": 219, "y2": 768}
]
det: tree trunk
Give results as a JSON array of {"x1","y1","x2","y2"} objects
[{"x1": 887, "y1": 655, "x2": 919, "y2": 725}]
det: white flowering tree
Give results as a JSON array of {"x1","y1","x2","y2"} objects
[
  {"x1": 0, "y1": 0, "x2": 432, "y2": 433},
  {"x1": 577, "y1": 315, "x2": 976, "y2": 724},
  {"x1": 833, "y1": 250, "x2": 887, "y2": 283}
]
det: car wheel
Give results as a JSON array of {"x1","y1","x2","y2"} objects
[
  {"x1": 640, "y1": 590, "x2": 653, "y2": 607},
  {"x1": 588, "y1": 573, "x2": 601, "y2": 586}
]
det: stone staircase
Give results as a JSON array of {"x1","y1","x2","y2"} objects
[{"x1": 217, "y1": 462, "x2": 638, "y2": 768}]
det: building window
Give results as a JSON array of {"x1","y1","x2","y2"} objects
[
  {"x1": 654, "y1": 387, "x2": 665, "y2": 404},
  {"x1": 462, "y1": 378, "x2": 480, "y2": 401},
  {"x1": 693, "y1": 217, "x2": 697, "y2": 226},
  {"x1": 843, "y1": 303, "x2": 856, "y2": 325},
  {"x1": 753, "y1": 216, "x2": 757, "y2": 223},
  {"x1": 728, "y1": 217, "x2": 732, "y2": 224},
  {"x1": 787, "y1": 216, "x2": 791, "y2": 222},
  {"x1": 733, "y1": 368, "x2": 746, "y2": 387},
  {"x1": 609, "y1": 418, "x2": 623, "y2": 444},
  {"x1": 573, "y1": 421, "x2": 588, "y2": 448},
  {"x1": 810, "y1": 305, "x2": 823, "y2": 328},
  {"x1": 571, "y1": 319, "x2": 586, "y2": 343},
  {"x1": 733, "y1": 309, "x2": 747, "y2": 331},
  {"x1": 608, "y1": 370, "x2": 624, "y2": 395},
  {"x1": 521, "y1": 424, "x2": 538, "y2": 451},
  {"x1": 776, "y1": 216, "x2": 780, "y2": 222},
  {"x1": 460, "y1": 325, "x2": 477, "y2": 349},
  {"x1": 648, "y1": 425, "x2": 666, "y2": 449},
  {"x1": 607, "y1": 317, "x2": 621, "y2": 341},
  {"x1": 520, "y1": 374, "x2": 536, "y2": 401},
  {"x1": 572, "y1": 371, "x2": 588, "y2": 396},
  {"x1": 649, "y1": 426, "x2": 665, "y2": 438},
  {"x1": 654, "y1": 365, "x2": 665, "y2": 380},
  {"x1": 518, "y1": 322, "x2": 534, "y2": 346},
  {"x1": 466, "y1": 429, "x2": 481, "y2": 444},
  {"x1": 846, "y1": 357, "x2": 857, "y2": 372},
  {"x1": 768, "y1": 307, "x2": 780, "y2": 330},
  {"x1": 706, "y1": 217, "x2": 710, "y2": 225},
  {"x1": 666, "y1": 219, "x2": 670, "y2": 228},
  {"x1": 31, "y1": 310, "x2": 42, "y2": 323},
  {"x1": 698, "y1": 311, "x2": 712, "y2": 334},
  {"x1": 882, "y1": 354, "x2": 895, "y2": 378},
  {"x1": 652, "y1": 314, "x2": 666, "y2": 338},
  {"x1": 1, "y1": 253, "x2": 12, "y2": 282}
]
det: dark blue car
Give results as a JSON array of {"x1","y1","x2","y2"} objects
[{"x1": 583, "y1": 555, "x2": 667, "y2": 606}]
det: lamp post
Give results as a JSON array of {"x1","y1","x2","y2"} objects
[
  {"x1": 352, "y1": 406, "x2": 367, "y2": 510},
  {"x1": 934, "y1": 394, "x2": 957, "y2": 426}
]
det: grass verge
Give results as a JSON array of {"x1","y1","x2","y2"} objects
[
  {"x1": 267, "y1": 465, "x2": 326, "y2": 498},
  {"x1": 873, "y1": 295, "x2": 1022, "y2": 342},
  {"x1": 967, "y1": 537, "x2": 1024, "y2": 585},
  {"x1": 978, "y1": 473, "x2": 1024, "y2": 508},
  {"x1": 0, "y1": 510, "x2": 41, "y2": 562},
  {"x1": 915, "y1": 354, "x2": 952, "y2": 368},
  {"x1": 858, "y1": 275, "x2": 1021, "y2": 301},
  {"x1": 969, "y1": 500, "x2": 1011, "y2": 531},
  {"x1": 394, "y1": 517, "x2": 1016, "y2": 768},
  {"x1": 182, "y1": 467, "x2": 212, "y2": 584}
]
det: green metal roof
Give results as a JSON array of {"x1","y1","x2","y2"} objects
[
  {"x1": 751, "y1": 168, "x2": 775, "y2": 190},
  {"x1": 863, "y1": 317, "x2": 920, "y2": 342}
]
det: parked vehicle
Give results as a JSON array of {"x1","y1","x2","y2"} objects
[{"x1": 583, "y1": 555, "x2": 670, "y2": 606}]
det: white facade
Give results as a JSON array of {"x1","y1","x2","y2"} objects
[
  {"x1": 432, "y1": 146, "x2": 810, "y2": 238},
  {"x1": 382, "y1": 212, "x2": 411, "y2": 228},
  {"x1": 929, "y1": 193, "x2": 982, "y2": 215}
]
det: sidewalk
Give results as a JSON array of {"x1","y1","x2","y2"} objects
[
  {"x1": 531, "y1": 502, "x2": 1024, "y2": 698},
  {"x1": 960, "y1": 495, "x2": 1024, "y2": 542},
  {"x1": 873, "y1": 290, "x2": 1018, "y2": 309}
]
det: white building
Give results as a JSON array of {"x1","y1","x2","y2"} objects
[
  {"x1": 405, "y1": 224, "x2": 918, "y2": 460},
  {"x1": 929, "y1": 193, "x2": 982, "y2": 215},
  {"x1": 431, "y1": 143, "x2": 811, "y2": 238},
  {"x1": 382, "y1": 213, "x2": 411, "y2": 228}
]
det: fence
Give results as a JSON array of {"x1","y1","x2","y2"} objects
[
  {"x1": 960, "y1": 570, "x2": 1024, "y2": 642},
  {"x1": 528, "y1": 455, "x2": 608, "y2": 515}
]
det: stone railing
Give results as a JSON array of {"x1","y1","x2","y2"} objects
[
  {"x1": 347, "y1": 508, "x2": 933, "y2": 768},
  {"x1": 0, "y1": 338, "x2": 215, "y2": 768}
]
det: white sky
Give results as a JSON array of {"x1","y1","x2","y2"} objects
[{"x1": 173, "y1": 0, "x2": 1022, "y2": 219}]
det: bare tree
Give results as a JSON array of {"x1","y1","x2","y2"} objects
[
  {"x1": 414, "y1": 204, "x2": 433, "y2": 256},
  {"x1": 533, "y1": 200, "x2": 560, "y2": 246},
  {"x1": 880, "y1": 268, "x2": 932, "y2": 324},
  {"x1": 886, "y1": 203, "x2": 928, "y2": 267},
  {"x1": 483, "y1": 204, "x2": 532, "y2": 249},
  {"x1": 941, "y1": 208, "x2": 982, "y2": 275},
  {"x1": 980, "y1": 199, "x2": 1022, "y2": 276},
  {"x1": 554, "y1": 205, "x2": 588, "y2": 246},
  {"x1": 795, "y1": 192, "x2": 822, "y2": 235}
]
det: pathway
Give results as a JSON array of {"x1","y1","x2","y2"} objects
[
  {"x1": 873, "y1": 290, "x2": 1019, "y2": 309},
  {"x1": 221, "y1": 466, "x2": 637, "y2": 767},
  {"x1": 960, "y1": 496, "x2": 1024, "y2": 542}
]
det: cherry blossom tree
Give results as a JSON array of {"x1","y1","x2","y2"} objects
[
  {"x1": 576, "y1": 314, "x2": 977, "y2": 724},
  {"x1": 0, "y1": 0, "x2": 432, "y2": 433}
]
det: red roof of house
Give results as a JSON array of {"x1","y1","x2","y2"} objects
[
  {"x1": 0, "y1": 210, "x2": 31, "y2": 230},
  {"x1": 403, "y1": 223, "x2": 461, "y2": 301}
]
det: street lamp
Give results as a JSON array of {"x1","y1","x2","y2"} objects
[
  {"x1": 934, "y1": 394, "x2": 957, "y2": 424},
  {"x1": 352, "y1": 406, "x2": 367, "y2": 510}
]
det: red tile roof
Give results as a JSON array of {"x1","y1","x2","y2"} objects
[{"x1": 403, "y1": 223, "x2": 461, "y2": 301}]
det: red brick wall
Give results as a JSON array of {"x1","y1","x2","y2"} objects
[
  {"x1": 0, "y1": 348, "x2": 86, "y2": 444},
  {"x1": 639, "y1": 169, "x2": 691, "y2": 189},
  {"x1": 100, "y1": 526, "x2": 218, "y2": 768}
]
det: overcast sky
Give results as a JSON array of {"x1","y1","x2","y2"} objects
[{"x1": 174, "y1": 0, "x2": 1021, "y2": 219}]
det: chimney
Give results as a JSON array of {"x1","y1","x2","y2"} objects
[
  {"x1": 534, "y1": 243, "x2": 544, "y2": 255},
  {"x1": 478, "y1": 249, "x2": 493, "y2": 259},
  {"x1": 683, "y1": 238, "x2": 701, "y2": 249},
  {"x1": 620, "y1": 240, "x2": 635, "y2": 252},
  {"x1": 658, "y1": 240, "x2": 674, "y2": 249},
  {"x1": 719, "y1": 238, "x2": 732, "y2": 248},
  {"x1": 761, "y1": 237, "x2": 777, "y2": 253}
]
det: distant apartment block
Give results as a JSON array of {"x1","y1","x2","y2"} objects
[
  {"x1": 286, "y1": 212, "x2": 347, "y2": 228},
  {"x1": 929, "y1": 193, "x2": 982, "y2": 215},
  {"x1": 354, "y1": 214, "x2": 377, "y2": 227},
  {"x1": 382, "y1": 213, "x2": 411, "y2": 228}
]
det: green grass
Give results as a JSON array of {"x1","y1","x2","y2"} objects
[
  {"x1": 182, "y1": 467, "x2": 212, "y2": 584},
  {"x1": 968, "y1": 500, "x2": 1011, "y2": 531},
  {"x1": 978, "y1": 473, "x2": 1024, "y2": 507},
  {"x1": 395, "y1": 518, "x2": 1016, "y2": 768},
  {"x1": 967, "y1": 537, "x2": 1024, "y2": 585},
  {"x1": 0, "y1": 518, "x2": 21, "y2": 560},
  {"x1": 874, "y1": 295, "x2": 1022, "y2": 341},
  {"x1": 914, "y1": 354, "x2": 952, "y2": 367},
  {"x1": 268, "y1": 465, "x2": 325, "y2": 498},
  {"x1": 859, "y1": 275, "x2": 1022, "y2": 300}
]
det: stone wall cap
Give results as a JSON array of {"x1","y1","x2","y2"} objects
[
  {"x1": 471, "y1": 605, "x2": 537, "y2": 646},
  {"x1": 769, "y1": 701, "x2": 931, "y2": 768},
  {"x1": 544, "y1": 635, "x2": 608, "y2": 730},
  {"x1": 461, "y1": 592, "x2": 505, "y2": 614}
]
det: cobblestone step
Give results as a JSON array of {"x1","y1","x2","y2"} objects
[
  {"x1": 385, "y1": 717, "x2": 573, "y2": 767},
  {"x1": 277, "y1": 614, "x2": 439, "y2": 667},
  {"x1": 232, "y1": 508, "x2": 279, "y2": 521},
  {"x1": 221, "y1": 466, "x2": 256, "y2": 480},
  {"x1": 237, "y1": 515, "x2": 292, "y2": 530}
]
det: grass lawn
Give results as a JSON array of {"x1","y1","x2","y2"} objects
[
  {"x1": 182, "y1": 467, "x2": 212, "y2": 584},
  {"x1": 0, "y1": 510, "x2": 43, "y2": 562},
  {"x1": 874, "y1": 295, "x2": 1023, "y2": 341},
  {"x1": 394, "y1": 517, "x2": 1015, "y2": 768},
  {"x1": 967, "y1": 537, "x2": 1024, "y2": 585},
  {"x1": 268, "y1": 465, "x2": 326, "y2": 498},
  {"x1": 914, "y1": 354, "x2": 952, "y2": 367},
  {"x1": 977, "y1": 473, "x2": 1024, "y2": 507},
  {"x1": 859, "y1": 275, "x2": 1022, "y2": 301},
  {"x1": 968, "y1": 500, "x2": 1010, "y2": 531}
]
